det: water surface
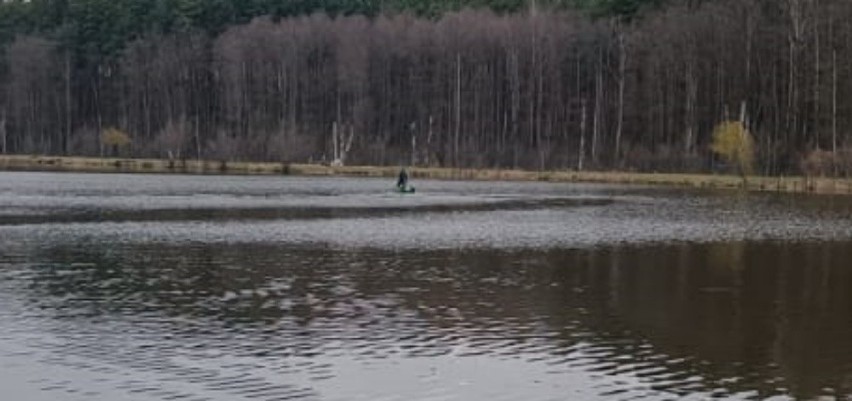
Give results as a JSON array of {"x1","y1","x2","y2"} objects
[{"x1": 2, "y1": 172, "x2": 852, "y2": 400}]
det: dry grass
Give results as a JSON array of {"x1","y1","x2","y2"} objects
[
  {"x1": 0, "y1": 155, "x2": 289, "y2": 175},
  {"x1": 3, "y1": 155, "x2": 852, "y2": 195}
]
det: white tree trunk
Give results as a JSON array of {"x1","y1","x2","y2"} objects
[
  {"x1": 832, "y1": 44, "x2": 838, "y2": 158},
  {"x1": 194, "y1": 115, "x2": 201, "y2": 161},
  {"x1": 814, "y1": 1, "x2": 821, "y2": 148},
  {"x1": 331, "y1": 121, "x2": 355, "y2": 166},
  {"x1": 65, "y1": 51, "x2": 72, "y2": 155},
  {"x1": 685, "y1": 62, "x2": 697, "y2": 154},
  {"x1": 331, "y1": 121, "x2": 340, "y2": 166},
  {"x1": 592, "y1": 51, "x2": 602, "y2": 165},
  {"x1": 426, "y1": 115, "x2": 433, "y2": 166},
  {"x1": 0, "y1": 112, "x2": 6, "y2": 154},
  {"x1": 454, "y1": 53, "x2": 461, "y2": 166},
  {"x1": 578, "y1": 100, "x2": 587, "y2": 171},
  {"x1": 343, "y1": 123, "x2": 355, "y2": 164},
  {"x1": 410, "y1": 123, "x2": 417, "y2": 167},
  {"x1": 614, "y1": 28, "x2": 627, "y2": 162}
]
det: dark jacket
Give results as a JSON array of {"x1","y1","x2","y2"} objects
[{"x1": 397, "y1": 169, "x2": 408, "y2": 187}]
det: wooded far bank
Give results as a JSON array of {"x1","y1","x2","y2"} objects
[{"x1": 1, "y1": 0, "x2": 850, "y2": 177}]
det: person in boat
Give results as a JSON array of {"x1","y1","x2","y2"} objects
[{"x1": 397, "y1": 167, "x2": 409, "y2": 189}]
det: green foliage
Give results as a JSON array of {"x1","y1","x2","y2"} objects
[
  {"x1": 711, "y1": 121, "x2": 755, "y2": 177},
  {"x1": 588, "y1": 0, "x2": 661, "y2": 18},
  {"x1": 0, "y1": 1, "x2": 34, "y2": 44},
  {"x1": 68, "y1": 0, "x2": 134, "y2": 57},
  {"x1": 0, "y1": 0, "x2": 663, "y2": 54}
]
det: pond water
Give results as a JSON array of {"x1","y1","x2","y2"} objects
[{"x1": 2, "y1": 172, "x2": 852, "y2": 400}]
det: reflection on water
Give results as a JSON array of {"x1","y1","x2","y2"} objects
[
  {"x1": 4, "y1": 242, "x2": 852, "y2": 400},
  {"x1": 2, "y1": 172, "x2": 852, "y2": 400}
]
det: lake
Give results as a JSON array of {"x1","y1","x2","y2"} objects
[{"x1": 2, "y1": 171, "x2": 852, "y2": 400}]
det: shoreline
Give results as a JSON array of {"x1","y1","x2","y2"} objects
[{"x1": 0, "y1": 154, "x2": 849, "y2": 196}]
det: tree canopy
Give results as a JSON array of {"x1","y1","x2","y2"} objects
[{"x1": 0, "y1": 0, "x2": 663, "y2": 54}]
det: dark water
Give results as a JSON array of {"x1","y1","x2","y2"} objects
[{"x1": 3, "y1": 172, "x2": 852, "y2": 400}]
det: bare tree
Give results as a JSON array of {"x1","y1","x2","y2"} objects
[
  {"x1": 3, "y1": 3, "x2": 852, "y2": 175},
  {"x1": 0, "y1": 109, "x2": 6, "y2": 154}
]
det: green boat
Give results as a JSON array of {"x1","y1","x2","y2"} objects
[{"x1": 396, "y1": 185, "x2": 416, "y2": 194}]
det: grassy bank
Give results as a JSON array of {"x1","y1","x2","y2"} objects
[{"x1": 1, "y1": 154, "x2": 851, "y2": 195}]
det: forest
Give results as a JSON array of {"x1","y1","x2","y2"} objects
[{"x1": 0, "y1": 0, "x2": 849, "y2": 175}]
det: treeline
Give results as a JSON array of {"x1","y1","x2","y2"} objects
[
  {"x1": 0, "y1": 0, "x2": 655, "y2": 44},
  {"x1": 1, "y1": 0, "x2": 850, "y2": 174}
]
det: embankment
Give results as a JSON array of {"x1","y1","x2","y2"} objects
[{"x1": 0, "y1": 154, "x2": 848, "y2": 195}]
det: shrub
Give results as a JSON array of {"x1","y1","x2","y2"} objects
[
  {"x1": 100, "y1": 127, "x2": 132, "y2": 156},
  {"x1": 711, "y1": 121, "x2": 754, "y2": 178}
]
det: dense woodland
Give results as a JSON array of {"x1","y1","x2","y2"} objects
[{"x1": 0, "y1": 0, "x2": 850, "y2": 175}]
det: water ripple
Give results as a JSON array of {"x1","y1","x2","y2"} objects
[{"x1": 3, "y1": 173, "x2": 852, "y2": 400}]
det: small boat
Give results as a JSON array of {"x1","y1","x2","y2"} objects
[{"x1": 396, "y1": 184, "x2": 416, "y2": 194}]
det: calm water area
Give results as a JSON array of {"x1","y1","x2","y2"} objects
[{"x1": 2, "y1": 172, "x2": 852, "y2": 400}]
